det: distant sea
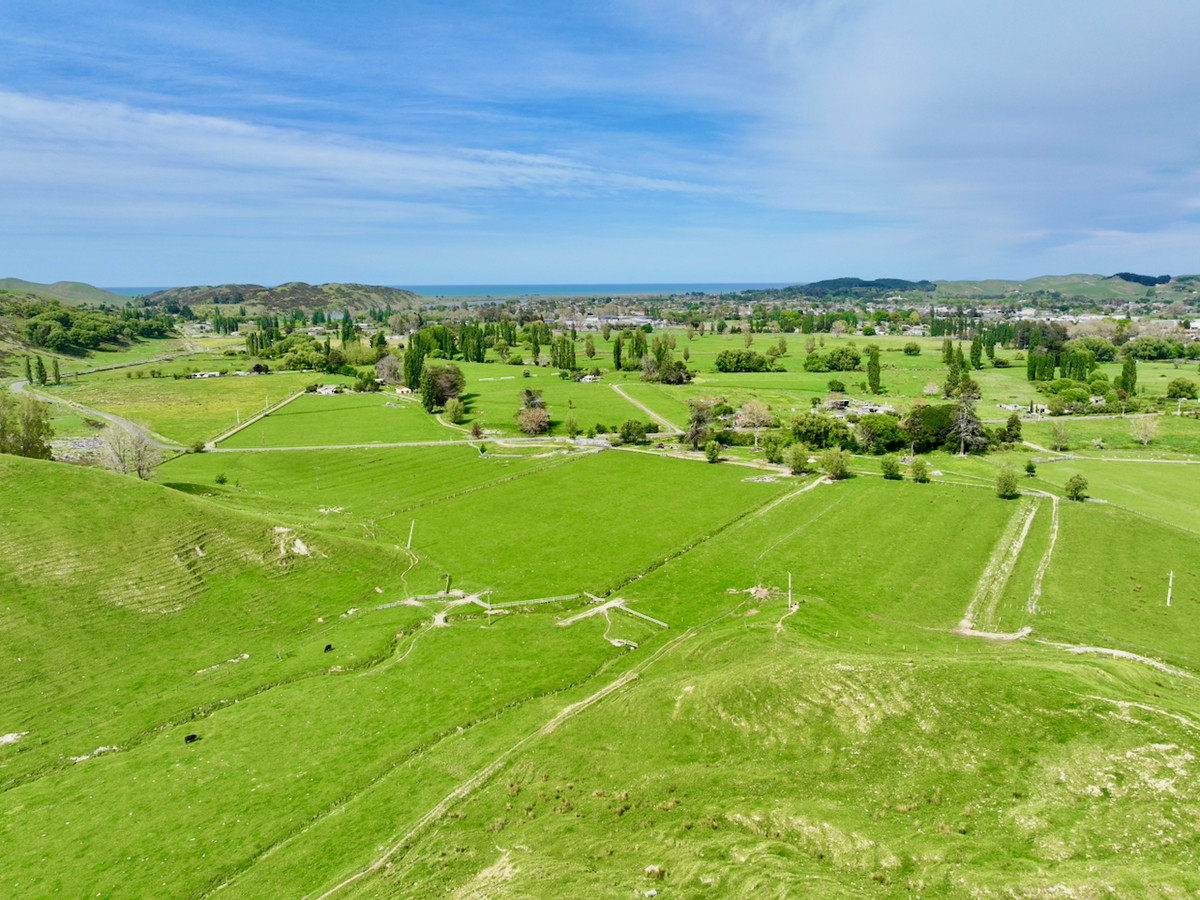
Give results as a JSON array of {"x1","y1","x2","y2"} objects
[{"x1": 102, "y1": 282, "x2": 792, "y2": 299}]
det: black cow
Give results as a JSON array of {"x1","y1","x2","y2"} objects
[
  {"x1": 324, "y1": 644, "x2": 333, "y2": 653},
  {"x1": 184, "y1": 734, "x2": 198, "y2": 743}
]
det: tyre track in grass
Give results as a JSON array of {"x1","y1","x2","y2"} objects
[
  {"x1": 310, "y1": 594, "x2": 758, "y2": 899},
  {"x1": 957, "y1": 497, "x2": 1038, "y2": 635}
]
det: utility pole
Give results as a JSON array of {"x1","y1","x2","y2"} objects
[{"x1": 788, "y1": 572, "x2": 793, "y2": 609}]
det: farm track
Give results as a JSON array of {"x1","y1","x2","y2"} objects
[
  {"x1": 9, "y1": 339, "x2": 206, "y2": 450},
  {"x1": 1026, "y1": 493, "x2": 1060, "y2": 614},
  {"x1": 310, "y1": 592, "x2": 761, "y2": 900},
  {"x1": 610, "y1": 383, "x2": 683, "y2": 433},
  {"x1": 958, "y1": 497, "x2": 1038, "y2": 634}
]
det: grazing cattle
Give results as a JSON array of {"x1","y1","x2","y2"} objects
[
  {"x1": 324, "y1": 644, "x2": 333, "y2": 653},
  {"x1": 184, "y1": 734, "x2": 198, "y2": 743}
]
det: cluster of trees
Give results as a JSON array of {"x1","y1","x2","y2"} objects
[
  {"x1": 6, "y1": 299, "x2": 174, "y2": 354},
  {"x1": 802, "y1": 346, "x2": 861, "y2": 372},
  {"x1": 0, "y1": 393, "x2": 53, "y2": 460},
  {"x1": 715, "y1": 348, "x2": 771, "y2": 373},
  {"x1": 23, "y1": 355, "x2": 61, "y2": 386}
]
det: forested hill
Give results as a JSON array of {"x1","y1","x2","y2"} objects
[
  {"x1": 742, "y1": 273, "x2": 1200, "y2": 302},
  {"x1": 142, "y1": 282, "x2": 421, "y2": 313},
  {"x1": 0, "y1": 278, "x2": 128, "y2": 307},
  {"x1": 0, "y1": 292, "x2": 174, "y2": 355}
]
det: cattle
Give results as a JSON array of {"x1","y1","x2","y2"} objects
[
  {"x1": 324, "y1": 644, "x2": 333, "y2": 653},
  {"x1": 184, "y1": 734, "x2": 198, "y2": 743}
]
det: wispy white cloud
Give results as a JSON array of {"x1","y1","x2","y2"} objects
[
  {"x1": 3, "y1": 1, "x2": 1200, "y2": 282},
  {"x1": 0, "y1": 89, "x2": 709, "y2": 235}
]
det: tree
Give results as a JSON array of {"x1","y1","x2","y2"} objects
[
  {"x1": 419, "y1": 368, "x2": 438, "y2": 412},
  {"x1": 818, "y1": 447, "x2": 850, "y2": 480},
  {"x1": 1005, "y1": 413, "x2": 1022, "y2": 442},
  {"x1": 788, "y1": 412, "x2": 854, "y2": 450},
  {"x1": 866, "y1": 346, "x2": 881, "y2": 394},
  {"x1": 584, "y1": 335, "x2": 596, "y2": 359},
  {"x1": 517, "y1": 407, "x2": 550, "y2": 435},
  {"x1": 402, "y1": 337, "x2": 427, "y2": 389},
  {"x1": 1024, "y1": 459, "x2": 1037, "y2": 478},
  {"x1": 969, "y1": 335, "x2": 983, "y2": 370},
  {"x1": 23, "y1": 356, "x2": 32, "y2": 383},
  {"x1": 520, "y1": 388, "x2": 545, "y2": 409},
  {"x1": 612, "y1": 335, "x2": 623, "y2": 371},
  {"x1": 443, "y1": 397, "x2": 465, "y2": 424},
  {"x1": 1117, "y1": 356, "x2": 1137, "y2": 395},
  {"x1": 375, "y1": 354, "x2": 401, "y2": 384},
  {"x1": 880, "y1": 455, "x2": 902, "y2": 480},
  {"x1": 704, "y1": 439, "x2": 722, "y2": 463},
  {"x1": 618, "y1": 418, "x2": 648, "y2": 444},
  {"x1": 34, "y1": 355, "x2": 47, "y2": 386},
  {"x1": 854, "y1": 413, "x2": 905, "y2": 454},
  {"x1": 949, "y1": 398, "x2": 986, "y2": 455},
  {"x1": 1130, "y1": 415, "x2": 1158, "y2": 446},
  {"x1": 1166, "y1": 377, "x2": 1198, "y2": 399},
  {"x1": 1064, "y1": 474, "x2": 1089, "y2": 501},
  {"x1": 1050, "y1": 420, "x2": 1071, "y2": 452},
  {"x1": 903, "y1": 342, "x2": 920, "y2": 356},
  {"x1": 0, "y1": 394, "x2": 53, "y2": 459},
  {"x1": 783, "y1": 442, "x2": 810, "y2": 474},
  {"x1": 909, "y1": 457, "x2": 930, "y2": 483},
  {"x1": 995, "y1": 466, "x2": 1019, "y2": 498},
  {"x1": 738, "y1": 399, "x2": 774, "y2": 428},
  {"x1": 684, "y1": 398, "x2": 714, "y2": 450},
  {"x1": 429, "y1": 363, "x2": 466, "y2": 406},
  {"x1": 52, "y1": 359, "x2": 61, "y2": 385},
  {"x1": 762, "y1": 431, "x2": 787, "y2": 464},
  {"x1": 98, "y1": 425, "x2": 160, "y2": 478}
]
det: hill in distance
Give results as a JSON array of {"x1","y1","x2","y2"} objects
[
  {"x1": 0, "y1": 278, "x2": 129, "y2": 307},
  {"x1": 144, "y1": 281, "x2": 421, "y2": 313}
]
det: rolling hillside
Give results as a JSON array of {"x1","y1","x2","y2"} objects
[
  {"x1": 0, "y1": 278, "x2": 129, "y2": 306},
  {"x1": 143, "y1": 282, "x2": 421, "y2": 313}
]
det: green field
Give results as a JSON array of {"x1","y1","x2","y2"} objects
[
  {"x1": 218, "y1": 392, "x2": 462, "y2": 448},
  {"x1": 6, "y1": 323, "x2": 1200, "y2": 898}
]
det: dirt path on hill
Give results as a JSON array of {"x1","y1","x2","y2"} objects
[
  {"x1": 610, "y1": 383, "x2": 682, "y2": 433},
  {"x1": 957, "y1": 497, "x2": 1038, "y2": 635},
  {"x1": 1026, "y1": 493, "x2": 1060, "y2": 614},
  {"x1": 11, "y1": 379, "x2": 185, "y2": 451}
]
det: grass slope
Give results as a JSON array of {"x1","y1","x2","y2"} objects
[{"x1": 0, "y1": 278, "x2": 129, "y2": 306}]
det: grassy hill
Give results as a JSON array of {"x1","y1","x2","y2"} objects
[
  {"x1": 5, "y1": 326, "x2": 1200, "y2": 897},
  {"x1": 144, "y1": 282, "x2": 421, "y2": 313},
  {"x1": 933, "y1": 273, "x2": 1199, "y2": 301},
  {"x1": 0, "y1": 278, "x2": 128, "y2": 306},
  {"x1": 4, "y1": 436, "x2": 1200, "y2": 897}
]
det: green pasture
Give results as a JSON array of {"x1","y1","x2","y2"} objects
[
  {"x1": 7, "y1": 352, "x2": 1200, "y2": 900},
  {"x1": 452, "y1": 363, "x2": 647, "y2": 433},
  {"x1": 1023, "y1": 413, "x2": 1200, "y2": 457},
  {"x1": 157, "y1": 444, "x2": 568, "y2": 533},
  {"x1": 408, "y1": 449, "x2": 791, "y2": 601},
  {"x1": 218, "y1": 392, "x2": 459, "y2": 448},
  {"x1": 362, "y1": 624, "x2": 1200, "y2": 899},
  {"x1": 1031, "y1": 456, "x2": 1200, "y2": 533},
  {"x1": 37, "y1": 368, "x2": 326, "y2": 444}
]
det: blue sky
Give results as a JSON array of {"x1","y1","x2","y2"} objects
[{"x1": 2, "y1": 0, "x2": 1199, "y2": 286}]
